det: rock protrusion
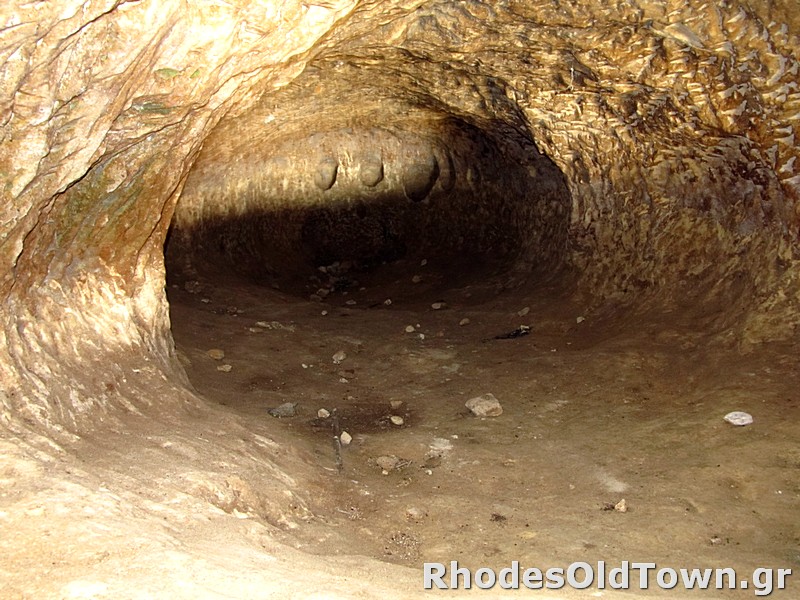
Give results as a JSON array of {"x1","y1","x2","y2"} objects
[
  {"x1": 402, "y1": 154, "x2": 439, "y2": 202},
  {"x1": 314, "y1": 157, "x2": 339, "y2": 190}
]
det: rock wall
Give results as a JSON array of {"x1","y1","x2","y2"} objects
[{"x1": 1, "y1": 0, "x2": 799, "y2": 434}]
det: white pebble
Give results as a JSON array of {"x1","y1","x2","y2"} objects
[
  {"x1": 390, "y1": 415, "x2": 404, "y2": 426},
  {"x1": 576, "y1": 316, "x2": 586, "y2": 323},
  {"x1": 724, "y1": 411, "x2": 753, "y2": 426},
  {"x1": 216, "y1": 364, "x2": 232, "y2": 372},
  {"x1": 384, "y1": 298, "x2": 392, "y2": 305},
  {"x1": 405, "y1": 325, "x2": 416, "y2": 333},
  {"x1": 431, "y1": 302, "x2": 446, "y2": 310},
  {"x1": 332, "y1": 350, "x2": 347, "y2": 364},
  {"x1": 340, "y1": 431, "x2": 352, "y2": 445},
  {"x1": 459, "y1": 318, "x2": 470, "y2": 326},
  {"x1": 518, "y1": 307, "x2": 530, "y2": 317},
  {"x1": 318, "y1": 408, "x2": 330, "y2": 418}
]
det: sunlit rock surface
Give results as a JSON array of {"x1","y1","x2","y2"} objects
[{"x1": 1, "y1": 0, "x2": 799, "y2": 596}]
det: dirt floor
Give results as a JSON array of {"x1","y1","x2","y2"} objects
[{"x1": 165, "y1": 255, "x2": 800, "y2": 597}]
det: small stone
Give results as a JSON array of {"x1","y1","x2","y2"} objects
[
  {"x1": 216, "y1": 364, "x2": 232, "y2": 372},
  {"x1": 309, "y1": 294, "x2": 322, "y2": 302},
  {"x1": 724, "y1": 411, "x2": 753, "y2": 426},
  {"x1": 332, "y1": 350, "x2": 347, "y2": 364},
  {"x1": 412, "y1": 275, "x2": 422, "y2": 284},
  {"x1": 248, "y1": 327, "x2": 262, "y2": 333},
  {"x1": 405, "y1": 325, "x2": 416, "y2": 333},
  {"x1": 576, "y1": 316, "x2": 586, "y2": 323},
  {"x1": 206, "y1": 348, "x2": 225, "y2": 360},
  {"x1": 466, "y1": 393, "x2": 503, "y2": 417},
  {"x1": 390, "y1": 415, "x2": 404, "y2": 426},
  {"x1": 431, "y1": 302, "x2": 446, "y2": 310},
  {"x1": 339, "y1": 431, "x2": 352, "y2": 445},
  {"x1": 384, "y1": 298, "x2": 392, "y2": 306},
  {"x1": 614, "y1": 499, "x2": 628, "y2": 513},
  {"x1": 375, "y1": 455, "x2": 400, "y2": 471},
  {"x1": 518, "y1": 306, "x2": 530, "y2": 317},
  {"x1": 390, "y1": 400, "x2": 404, "y2": 410},
  {"x1": 268, "y1": 402, "x2": 297, "y2": 418},
  {"x1": 184, "y1": 280, "x2": 202, "y2": 294},
  {"x1": 420, "y1": 259, "x2": 428, "y2": 266},
  {"x1": 321, "y1": 310, "x2": 328, "y2": 316},
  {"x1": 418, "y1": 333, "x2": 425, "y2": 340},
  {"x1": 459, "y1": 318, "x2": 470, "y2": 326},
  {"x1": 345, "y1": 299, "x2": 357, "y2": 305},
  {"x1": 318, "y1": 408, "x2": 330, "y2": 418},
  {"x1": 200, "y1": 298, "x2": 211, "y2": 303},
  {"x1": 406, "y1": 507, "x2": 426, "y2": 521},
  {"x1": 316, "y1": 288, "x2": 330, "y2": 298}
]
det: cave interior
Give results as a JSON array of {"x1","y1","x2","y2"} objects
[{"x1": 1, "y1": 1, "x2": 799, "y2": 597}]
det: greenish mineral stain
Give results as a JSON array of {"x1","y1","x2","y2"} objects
[
  {"x1": 155, "y1": 67, "x2": 181, "y2": 80},
  {"x1": 132, "y1": 100, "x2": 173, "y2": 115},
  {"x1": 190, "y1": 69, "x2": 201, "y2": 79}
]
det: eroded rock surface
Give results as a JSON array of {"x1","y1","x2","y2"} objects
[{"x1": 1, "y1": 0, "x2": 799, "y2": 597}]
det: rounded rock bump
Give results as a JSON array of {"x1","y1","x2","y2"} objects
[
  {"x1": 314, "y1": 157, "x2": 339, "y2": 191},
  {"x1": 402, "y1": 153, "x2": 440, "y2": 202},
  {"x1": 359, "y1": 156, "x2": 384, "y2": 187}
]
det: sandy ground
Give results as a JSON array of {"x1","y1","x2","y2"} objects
[
  {"x1": 2, "y1": 255, "x2": 798, "y2": 598},
  {"x1": 162, "y1": 255, "x2": 799, "y2": 598}
]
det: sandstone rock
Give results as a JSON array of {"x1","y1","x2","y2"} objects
[
  {"x1": 206, "y1": 349, "x2": 225, "y2": 360},
  {"x1": 268, "y1": 402, "x2": 297, "y2": 418},
  {"x1": 466, "y1": 393, "x2": 503, "y2": 417}
]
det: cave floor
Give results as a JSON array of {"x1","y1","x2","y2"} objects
[{"x1": 167, "y1": 258, "x2": 800, "y2": 596}]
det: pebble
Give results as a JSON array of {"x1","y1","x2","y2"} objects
[
  {"x1": 216, "y1": 364, "x2": 232, "y2": 372},
  {"x1": 206, "y1": 348, "x2": 225, "y2": 360},
  {"x1": 518, "y1": 307, "x2": 530, "y2": 317},
  {"x1": 390, "y1": 415, "x2": 404, "y2": 426},
  {"x1": 406, "y1": 506, "x2": 427, "y2": 521},
  {"x1": 384, "y1": 298, "x2": 392, "y2": 306},
  {"x1": 724, "y1": 411, "x2": 753, "y2": 426},
  {"x1": 345, "y1": 299, "x2": 357, "y2": 305},
  {"x1": 459, "y1": 318, "x2": 470, "y2": 326},
  {"x1": 576, "y1": 316, "x2": 586, "y2": 323},
  {"x1": 321, "y1": 310, "x2": 328, "y2": 316},
  {"x1": 412, "y1": 275, "x2": 422, "y2": 283},
  {"x1": 318, "y1": 408, "x2": 331, "y2": 418},
  {"x1": 431, "y1": 302, "x2": 446, "y2": 310},
  {"x1": 200, "y1": 298, "x2": 211, "y2": 304},
  {"x1": 614, "y1": 499, "x2": 628, "y2": 513},
  {"x1": 390, "y1": 400, "x2": 404, "y2": 410},
  {"x1": 248, "y1": 327, "x2": 263, "y2": 333},
  {"x1": 420, "y1": 259, "x2": 428, "y2": 266},
  {"x1": 332, "y1": 350, "x2": 347, "y2": 364},
  {"x1": 466, "y1": 393, "x2": 503, "y2": 417},
  {"x1": 268, "y1": 402, "x2": 297, "y2": 418},
  {"x1": 339, "y1": 431, "x2": 352, "y2": 445},
  {"x1": 375, "y1": 455, "x2": 400, "y2": 471},
  {"x1": 405, "y1": 325, "x2": 416, "y2": 333}
]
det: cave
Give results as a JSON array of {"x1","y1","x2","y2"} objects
[{"x1": 2, "y1": 1, "x2": 799, "y2": 597}]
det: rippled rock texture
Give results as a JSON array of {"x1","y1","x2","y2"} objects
[{"x1": 0, "y1": 0, "x2": 799, "y2": 594}]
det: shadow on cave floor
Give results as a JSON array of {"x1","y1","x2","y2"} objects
[{"x1": 165, "y1": 251, "x2": 800, "y2": 581}]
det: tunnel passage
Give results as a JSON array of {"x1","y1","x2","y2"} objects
[
  {"x1": 165, "y1": 81, "x2": 572, "y2": 301},
  {"x1": 3, "y1": 1, "x2": 800, "y2": 597}
]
